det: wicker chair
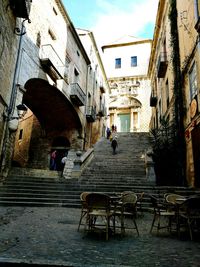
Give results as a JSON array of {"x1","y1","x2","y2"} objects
[
  {"x1": 177, "y1": 196, "x2": 200, "y2": 240},
  {"x1": 114, "y1": 192, "x2": 139, "y2": 236},
  {"x1": 149, "y1": 195, "x2": 175, "y2": 234},
  {"x1": 165, "y1": 193, "x2": 185, "y2": 205},
  {"x1": 85, "y1": 193, "x2": 114, "y2": 240},
  {"x1": 77, "y1": 192, "x2": 90, "y2": 231}
]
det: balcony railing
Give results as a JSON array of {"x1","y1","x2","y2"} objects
[
  {"x1": 157, "y1": 52, "x2": 168, "y2": 78},
  {"x1": 98, "y1": 104, "x2": 106, "y2": 117},
  {"x1": 70, "y1": 83, "x2": 86, "y2": 106},
  {"x1": 9, "y1": 0, "x2": 32, "y2": 20},
  {"x1": 40, "y1": 44, "x2": 64, "y2": 81},
  {"x1": 86, "y1": 106, "x2": 96, "y2": 122}
]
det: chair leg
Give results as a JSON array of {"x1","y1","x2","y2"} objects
[
  {"x1": 133, "y1": 218, "x2": 139, "y2": 236},
  {"x1": 187, "y1": 218, "x2": 193, "y2": 241},
  {"x1": 121, "y1": 213, "x2": 125, "y2": 236},
  {"x1": 77, "y1": 211, "x2": 84, "y2": 232},
  {"x1": 150, "y1": 214, "x2": 156, "y2": 233},
  {"x1": 106, "y1": 216, "x2": 109, "y2": 241}
]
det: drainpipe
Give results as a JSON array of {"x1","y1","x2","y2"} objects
[
  {"x1": 0, "y1": 19, "x2": 26, "y2": 178},
  {"x1": 83, "y1": 64, "x2": 91, "y2": 151},
  {"x1": 8, "y1": 21, "x2": 26, "y2": 118},
  {"x1": 194, "y1": 0, "x2": 199, "y2": 20}
]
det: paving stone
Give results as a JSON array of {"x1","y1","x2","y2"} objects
[{"x1": 0, "y1": 207, "x2": 199, "y2": 266}]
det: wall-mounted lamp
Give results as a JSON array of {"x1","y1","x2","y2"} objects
[
  {"x1": 15, "y1": 103, "x2": 28, "y2": 119},
  {"x1": 4, "y1": 103, "x2": 28, "y2": 121},
  {"x1": 4, "y1": 103, "x2": 28, "y2": 131}
]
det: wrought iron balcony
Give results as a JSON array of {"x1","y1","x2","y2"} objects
[
  {"x1": 150, "y1": 94, "x2": 157, "y2": 107},
  {"x1": 98, "y1": 104, "x2": 106, "y2": 117},
  {"x1": 40, "y1": 44, "x2": 64, "y2": 81},
  {"x1": 70, "y1": 83, "x2": 86, "y2": 106},
  {"x1": 86, "y1": 106, "x2": 96, "y2": 122},
  {"x1": 157, "y1": 52, "x2": 168, "y2": 78},
  {"x1": 9, "y1": 0, "x2": 32, "y2": 20}
]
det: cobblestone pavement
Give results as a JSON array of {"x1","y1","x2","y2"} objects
[{"x1": 0, "y1": 207, "x2": 199, "y2": 267}]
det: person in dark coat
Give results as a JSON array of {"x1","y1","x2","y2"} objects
[
  {"x1": 111, "y1": 136, "x2": 118, "y2": 155},
  {"x1": 106, "y1": 127, "x2": 111, "y2": 139}
]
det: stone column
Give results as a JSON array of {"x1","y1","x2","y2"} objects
[{"x1": 130, "y1": 108, "x2": 134, "y2": 132}]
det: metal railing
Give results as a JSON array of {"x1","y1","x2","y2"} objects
[
  {"x1": 40, "y1": 44, "x2": 65, "y2": 78},
  {"x1": 86, "y1": 106, "x2": 96, "y2": 116},
  {"x1": 157, "y1": 52, "x2": 168, "y2": 66},
  {"x1": 70, "y1": 83, "x2": 86, "y2": 106}
]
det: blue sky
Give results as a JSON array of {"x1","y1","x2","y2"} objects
[{"x1": 63, "y1": 0, "x2": 159, "y2": 46}]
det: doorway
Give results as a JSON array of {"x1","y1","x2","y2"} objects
[
  {"x1": 191, "y1": 127, "x2": 200, "y2": 187},
  {"x1": 51, "y1": 136, "x2": 70, "y2": 171},
  {"x1": 117, "y1": 114, "x2": 130, "y2": 132}
]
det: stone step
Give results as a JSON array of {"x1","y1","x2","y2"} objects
[
  {"x1": 1, "y1": 132, "x2": 197, "y2": 209},
  {"x1": 9, "y1": 168, "x2": 61, "y2": 178}
]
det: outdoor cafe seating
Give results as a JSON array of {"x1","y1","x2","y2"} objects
[
  {"x1": 149, "y1": 194, "x2": 175, "y2": 233},
  {"x1": 175, "y1": 195, "x2": 200, "y2": 240},
  {"x1": 150, "y1": 193, "x2": 200, "y2": 240},
  {"x1": 78, "y1": 191, "x2": 140, "y2": 240},
  {"x1": 77, "y1": 191, "x2": 90, "y2": 232},
  {"x1": 78, "y1": 191, "x2": 200, "y2": 241},
  {"x1": 84, "y1": 192, "x2": 115, "y2": 241},
  {"x1": 114, "y1": 191, "x2": 139, "y2": 236}
]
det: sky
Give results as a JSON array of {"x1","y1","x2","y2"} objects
[{"x1": 62, "y1": 0, "x2": 159, "y2": 47}]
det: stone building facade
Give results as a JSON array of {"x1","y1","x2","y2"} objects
[
  {"x1": 148, "y1": 0, "x2": 200, "y2": 187},
  {"x1": 102, "y1": 36, "x2": 152, "y2": 132},
  {"x1": 77, "y1": 29, "x2": 109, "y2": 148},
  {"x1": 0, "y1": 0, "x2": 108, "y2": 176}
]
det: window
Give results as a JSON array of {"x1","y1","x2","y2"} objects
[
  {"x1": 166, "y1": 79, "x2": 169, "y2": 107},
  {"x1": 53, "y1": 7, "x2": 57, "y2": 15},
  {"x1": 115, "y1": 58, "x2": 121, "y2": 69},
  {"x1": 48, "y1": 29, "x2": 56, "y2": 40},
  {"x1": 36, "y1": 32, "x2": 41, "y2": 47},
  {"x1": 131, "y1": 56, "x2": 137, "y2": 67},
  {"x1": 158, "y1": 99, "x2": 162, "y2": 123},
  {"x1": 74, "y1": 68, "x2": 79, "y2": 83},
  {"x1": 19, "y1": 129, "x2": 23, "y2": 140},
  {"x1": 189, "y1": 62, "x2": 198, "y2": 100}
]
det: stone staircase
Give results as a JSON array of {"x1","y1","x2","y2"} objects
[{"x1": 0, "y1": 133, "x2": 199, "y2": 209}]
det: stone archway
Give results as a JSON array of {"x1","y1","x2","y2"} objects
[
  {"x1": 13, "y1": 78, "x2": 83, "y2": 169},
  {"x1": 109, "y1": 96, "x2": 142, "y2": 132}
]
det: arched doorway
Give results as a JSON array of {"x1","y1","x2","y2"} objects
[
  {"x1": 13, "y1": 78, "x2": 83, "y2": 169},
  {"x1": 50, "y1": 136, "x2": 70, "y2": 171},
  {"x1": 109, "y1": 96, "x2": 142, "y2": 132}
]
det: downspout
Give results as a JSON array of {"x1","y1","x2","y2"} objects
[
  {"x1": 8, "y1": 21, "x2": 26, "y2": 117},
  {"x1": 0, "y1": 20, "x2": 26, "y2": 178},
  {"x1": 194, "y1": 0, "x2": 199, "y2": 20},
  {"x1": 83, "y1": 64, "x2": 90, "y2": 151}
]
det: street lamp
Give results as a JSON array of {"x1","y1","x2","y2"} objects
[
  {"x1": 15, "y1": 103, "x2": 28, "y2": 119},
  {"x1": 4, "y1": 103, "x2": 28, "y2": 121},
  {"x1": 3, "y1": 103, "x2": 28, "y2": 131}
]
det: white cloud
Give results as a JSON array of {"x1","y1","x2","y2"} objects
[{"x1": 91, "y1": 0, "x2": 159, "y2": 46}]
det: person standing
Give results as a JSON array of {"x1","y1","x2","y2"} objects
[
  {"x1": 61, "y1": 153, "x2": 68, "y2": 177},
  {"x1": 106, "y1": 127, "x2": 111, "y2": 139},
  {"x1": 50, "y1": 150, "x2": 57, "y2": 170}
]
